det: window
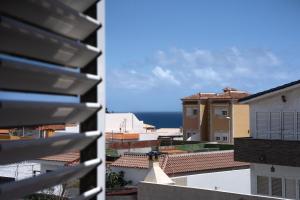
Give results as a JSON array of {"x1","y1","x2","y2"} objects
[
  {"x1": 193, "y1": 109, "x2": 198, "y2": 115},
  {"x1": 222, "y1": 110, "x2": 228, "y2": 116},
  {"x1": 223, "y1": 136, "x2": 228, "y2": 141},
  {"x1": 216, "y1": 137, "x2": 220, "y2": 141},
  {"x1": 214, "y1": 107, "x2": 228, "y2": 117},
  {"x1": 186, "y1": 107, "x2": 198, "y2": 117},
  {"x1": 257, "y1": 176, "x2": 269, "y2": 195},
  {"x1": 256, "y1": 112, "x2": 270, "y2": 138},
  {"x1": 285, "y1": 179, "x2": 296, "y2": 199},
  {"x1": 283, "y1": 112, "x2": 294, "y2": 135},
  {"x1": 270, "y1": 112, "x2": 281, "y2": 136},
  {"x1": 271, "y1": 177, "x2": 282, "y2": 197}
]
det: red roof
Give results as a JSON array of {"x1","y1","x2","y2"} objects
[
  {"x1": 182, "y1": 88, "x2": 249, "y2": 101},
  {"x1": 39, "y1": 152, "x2": 79, "y2": 165},
  {"x1": 110, "y1": 151, "x2": 249, "y2": 175}
]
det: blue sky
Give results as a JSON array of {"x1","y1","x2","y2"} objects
[{"x1": 106, "y1": 0, "x2": 300, "y2": 112}]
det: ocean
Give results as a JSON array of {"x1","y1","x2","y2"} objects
[{"x1": 134, "y1": 112, "x2": 182, "y2": 129}]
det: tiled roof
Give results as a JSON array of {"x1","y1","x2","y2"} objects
[
  {"x1": 39, "y1": 152, "x2": 80, "y2": 165},
  {"x1": 110, "y1": 151, "x2": 248, "y2": 175},
  {"x1": 182, "y1": 88, "x2": 249, "y2": 101},
  {"x1": 0, "y1": 129, "x2": 10, "y2": 134}
]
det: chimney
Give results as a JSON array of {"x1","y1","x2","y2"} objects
[{"x1": 144, "y1": 151, "x2": 175, "y2": 185}]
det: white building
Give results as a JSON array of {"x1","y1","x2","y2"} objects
[
  {"x1": 106, "y1": 113, "x2": 146, "y2": 133},
  {"x1": 235, "y1": 80, "x2": 300, "y2": 199}
]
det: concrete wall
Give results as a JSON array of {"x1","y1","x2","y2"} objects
[
  {"x1": 233, "y1": 104, "x2": 250, "y2": 138},
  {"x1": 172, "y1": 176, "x2": 187, "y2": 186},
  {"x1": 234, "y1": 137, "x2": 300, "y2": 167},
  {"x1": 185, "y1": 169, "x2": 251, "y2": 194},
  {"x1": 138, "y1": 182, "x2": 284, "y2": 200},
  {"x1": 107, "y1": 195, "x2": 137, "y2": 200},
  {"x1": 110, "y1": 167, "x2": 148, "y2": 185}
]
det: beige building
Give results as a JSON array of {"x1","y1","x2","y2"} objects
[{"x1": 182, "y1": 87, "x2": 250, "y2": 143}]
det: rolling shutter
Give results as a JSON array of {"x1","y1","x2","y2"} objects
[{"x1": 0, "y1": 0, "x2": 104, "y2": 199}]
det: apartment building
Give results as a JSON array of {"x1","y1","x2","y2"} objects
[
  {"x1": 182, "y1": 87, "x2": 250, "y2": 143},
  {"x1": 235, "y1": 80, "x2": 300, "y2": 199}
]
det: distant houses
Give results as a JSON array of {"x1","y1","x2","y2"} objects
[{"x1": 182, "y1": 87, "x2": 250, "y2": 143}]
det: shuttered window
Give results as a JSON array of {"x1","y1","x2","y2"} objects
[
  {"x1": 0, "y1": 0, "x2": 104, "y2": 199},
  {"x1": 270, "y1": 112, "x2": 281, "y2": 139},
  {"x1": 271, "y1": 177, "x2": 282, "y2": 197},
  {"x1": 257, "y1": 176, "x2": 269, "y2": 195},
  {"x1": 283, "y1": 112, "x2": 295, "y2": 140},
  {"x1": 285, "y1": 179, "x2": 296, "y2": 199},
  {"x1": 297, "y1": 113, "x2": 300, "y2": 139},
  {"x1": 256, "y1": 112, "x2": 270, "y2": 138}
]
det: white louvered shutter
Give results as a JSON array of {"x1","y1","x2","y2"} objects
[
  {"x1": 282, "y1": 112, "x2": 295, "y2": 140},
  {"x1": 256, "y1": 112, "x2": 270, "y2": 139}
]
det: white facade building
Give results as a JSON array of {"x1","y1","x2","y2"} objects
[
  {"x1": 236, "y1": 80, "x2": 300, "y2": 200},
  {"x1": 106, "y1": 113, "x2": 146, "y2": 133}
]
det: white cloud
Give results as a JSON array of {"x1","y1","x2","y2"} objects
[
  {"x1": 108, "y1": 47, "x2": 293, "y2": 92},
  {"x1": 152, "y1": 66, "x2": 181, "y2": 85}
]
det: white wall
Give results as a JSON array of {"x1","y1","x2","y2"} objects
[
  {"x1": 138, "y1": 133, "x2": 158, "y2": 141},
  {"x1": 180, "y1": 169, "x2": 251, "y2": 195},
  {"x1": 251, "y1": 163, "x2": 300, "y2": 199},
  {"x1": 0, "y1": 161, "x2": 41, "y2": 181},
  {"x1": 110, "y1": 167, "x2": 148, "y2": 185},
  {"x1": 106, "y1": 113, "x2": 145, "y2": 133},
  {"x1": 249, "y1": 87, "x2": 300, "y2": 139},
  {"x1": 117, "y1": 147, "x2": 152, "y2": 155}
]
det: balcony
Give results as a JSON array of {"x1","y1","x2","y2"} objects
[{"x1": 234, "y1": 137, "x2": 300, "y2": 167}]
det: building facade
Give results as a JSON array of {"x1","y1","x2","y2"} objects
[
  {"x1": 235, "y1": 80, "x2": 300, "y2": 199},
  {"x1": 182, "y1": 88, "x2": 250, "y2": 143}
]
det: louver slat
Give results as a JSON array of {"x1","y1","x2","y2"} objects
[
  {"x1": 0, "y1": 132, "x2": 100, "y2": 165},
  {"x1": 58, "y1": 0, "x2": 99, "y2": 12},
  {"x1": 73, "y1": 187, "x2": 102, "y2": 200},
  {"x1": 0, "y1": 0, "x2": 101, "y2": 40},
  {"x1": 0, "y1": 54, "x2": 101, "y2": 95},
  {"x1": 0, "y1": 100, "x2": 101, "y2": 128},
  {"x1": 0, "y1": 16, "x2": 101, "y2": 68},
  {"x1": 0, "y1": 159, "x2": 101, "y2": 200}
]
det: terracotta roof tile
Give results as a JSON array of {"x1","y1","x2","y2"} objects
[
  {"x1": 182, "y1": 88, "x2": 249, "y2": 101},
  {"x1": 39, "y1": 152, "x2": 80, "y2": 164},
  {"x1": 110, "y1": 151, "x2": 248, "y2": 175}
]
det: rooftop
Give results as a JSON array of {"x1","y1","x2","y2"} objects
[
  {"x1": 182, "y1": 88, "x2": 249, "y2": 101},
  {"x1": 39, "y1": 152, "x2": 80, "y2": 166},
  {"x1": 239, "y1": 79, "x2": 300, "y2": 103},
  {"x1": 110, "y1": 151, "x2": 249, "y2": 175}
]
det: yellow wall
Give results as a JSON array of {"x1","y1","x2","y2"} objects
[{"x1": 233, "y1": 104, "x2": 250, "y2": 138}]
